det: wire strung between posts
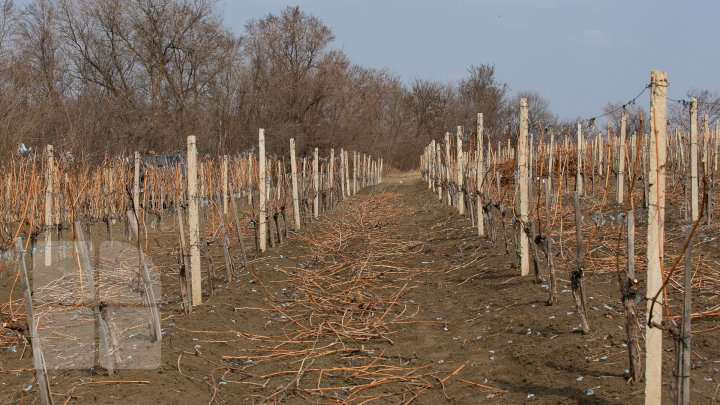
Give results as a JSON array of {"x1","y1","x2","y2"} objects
[
  {"x1": 668, "y1": 95, "x2": 720, "y2": 108},
  {"x1": 582, "y1": 84, "x2": 650, "y2": 128}
]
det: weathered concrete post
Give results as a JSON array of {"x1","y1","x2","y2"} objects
[
  {"x1": 456, "y1": 126, "x2": 465, "y2": 215},
  {"x1": 44, "y1": 145, "x2": 54, "y2": 266},
  {"x1": 186, "y1": 136, "x2": 202, "y2": 306},
  {"x1": 576, "y1": 123, "x2": 584, "y2": 194},
  {"x1": 290, "y1": 138, "x2": 301, "y2": 230},
  {"x1": 313, "y1": 148, "x2": 319, "y2": 218},
  {"x1": 690, "y1": 98, "x2": 699, "y2": 222},
  {"x1": 258, "y1": 129, "x2": 267, "y2": 253},
  {"x1": 222, "y1": 155, "x2": 229, "y2": 216},
  {"x1": 476, "y1": 114, "x2": 485, "y2": 237},
  {"x1": 353, "y1": 151, "x2": 358, "y2": 195},
  {"x1": 618, "y1": 109, "x2": 627, "y2": 204},
  {"x1": 645, "y1": 70, "x2": 667, "y2": 405},
  {"x1": 340, "y1": 147, "x2": 346, "y2": 198},
  {"x1": 445, "y1": 132, "x2": 452, "y2": 205},
  {"x1": 133, "y1": 151, "x2": 141, "y2": 236},
  {"x1": 344, "y1": 150, "x2": 350, "y2": 196},
  {"x1": 330, "y1": 148, "x2": 335, "y2": 205},
  {"x1": 519, "y1": 98, "x2": 530, "y2": 276}
]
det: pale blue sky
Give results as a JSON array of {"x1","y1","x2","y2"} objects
[{"x1": 222, "y1": 0, "x2": 719, "y2": 121}]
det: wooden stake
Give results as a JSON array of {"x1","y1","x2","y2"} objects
[
  {"x1": 675, "y1": 225, "x2": 692, "y2": 405},
  {"x1": 16, "y1": 238, "x2": 52, "y2": 405},
  {"x1": 176, "y1": 201, "x2": 192, "y2": 313},
  {"x1": 623, "y1": 210, "x2": 642, "y2": 382},
  {"x1": 572, "y1": 192, "x2": 591, "y2": 333}
]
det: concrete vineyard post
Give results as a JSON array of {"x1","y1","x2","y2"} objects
[
  {"x1": 690, "y1": 98, "x2": 699, "y2": 222},
  {"x1": 353, "y1": 151, "x2": 357, "y2": 195},
  {"x1": 518, "y1": 98, "x2": 530, "y2": 276},
  {"x1": 247, "y1": 156, "x2": 253, "y2": 205},
  {"x1": 599, "y1": 132, "x2": 604, "y2": 177},
  {"x1": 428, "y1": 141, "x2": 435, "y2": 189},
  {"x1": 259, "y1": 129, "x2": 267, "y2": 253},
  {"x1": 340, "y1": 148, "x2": 345, "y2": 198},
  {"x1": 715, "y1": 120, "x2": 720, "y2": 175},
  {"x1": 704, "y1": 115, "x2": 712, "y2": 223},
  {"x1": 704, "y1": 115, "x2": 710, "y2": 177},
  {"x1": 313, "y1": 148, "x2": 319, "y2": 218},
  {"x1": 290, "y1": 138, "x2": 301, "y2": 231},
  {"x1": 345, "y1": 150, "x2": 351, "y2": 196},
  {"x1": 366, "y1": 154, "x2": 370, "y2": 187},
  {"x1": 222, "y1": 155, "x2": 229, "y2": 216},
  {"x1": 430, "y1": 140, "x2": 436, "y2": 191},
  {"x1": 445, "y1": 132, "x2": 452, "y2": 206},
  {"x1": 547, "y1": 130, "x2": 554, "y2": 210},
  {"x1": 476, "y1": 114, "x2": 485, "y2": 237},
  {"x1": 456, "y1": 126, "x2": 465, "y2": 215},
  {"x1": 645, "y1": 70, "x2": 667, "y2": 405},
  {"x1": 436, "y1": 143, "x2": 442, "y2": 200},
  {"x1": 44, "y1": 145, "x2": 53, "y2": 266},
  {"x1": 576, "y1": 123, "x2": 584, "y2": 194},
  {"x1": 618, "y1": 109, "x2": 627, "y2": 204},
  {"x1": 364, "y1": 154, "x2": 369, "y2": 187},
  {"x1": 133, "y1": 151, "x2": 141, "y2": 236},
  {"x1": 330, "y1": 148, "x2": 335, "y2": 206},
  {"x1": 186, "y1": 136, "x2": 202, "y2": 306}
]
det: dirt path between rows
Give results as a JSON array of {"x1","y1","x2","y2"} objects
[{"x1": 3, "y1": 174, "x2": 719, "y2": 404}]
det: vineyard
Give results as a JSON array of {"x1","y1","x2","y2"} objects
[{"x1": 0, "y1": 70, "x2": 719, "y2": 404}]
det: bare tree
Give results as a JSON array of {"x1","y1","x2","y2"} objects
[
  {"x1": 509, "y1": 90, "x2": 558, "y2": 132},
  {"x1": 668, "y1": 88, "x2": 720, "y2": 132},
  {"x1": 457, "y1": 64, "x2": 509, "y2": 135},
  {"x1": 405, "y1": 78, "x2": 454, "y2": 141},
  {"x1": 242, "y1": 6, "x2": 346, "y2": 151},
  {"x1": 600, "y1": 102, "x2": 647, "y2": 144}
]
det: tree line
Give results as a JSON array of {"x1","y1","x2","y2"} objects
[
  {"x1": 2, "y1": 0, "x2": 716, "y2": 169},
  {"x1": 0, "y1": 0, "x2": 526, "y2": 169}
]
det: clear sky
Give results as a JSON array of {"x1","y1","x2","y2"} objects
[{"x1": 221, "y1": 0, "x2": 719, "y2": 121}]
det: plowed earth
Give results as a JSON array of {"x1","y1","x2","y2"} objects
[{"x1": 1, "y1": 174, "x2": 719, "y2": 404}]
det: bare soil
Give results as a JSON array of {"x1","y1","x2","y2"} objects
[{"x1": 1, "y1": 174, "x2": 719, "y2": 404}]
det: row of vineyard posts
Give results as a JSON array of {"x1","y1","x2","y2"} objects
[
  {"x1": 1, "y1": 130, "x2": 383, "y2": 404},
  {"x1": 420, "y1": 70, "x2": 714, "y2": 405}
]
